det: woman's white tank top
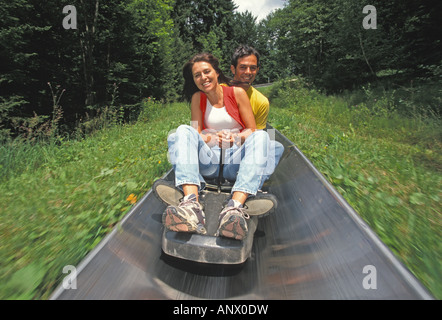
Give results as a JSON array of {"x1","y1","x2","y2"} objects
[{"x1": 204, "y1": 99, "x2": 242, "y2": 131}]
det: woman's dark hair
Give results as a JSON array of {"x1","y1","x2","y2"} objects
[
  {"x1": 182, "y1": 52, "x2": 231, "y2": 102},
  {"x1": 231, "y1": 45, "x2": 260, "y2": 68}
]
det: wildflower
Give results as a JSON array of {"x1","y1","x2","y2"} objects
[
  {"x1": 158, "y1": 160, "x2": 161, "y2": 164},
  {"x1": 126, "y1": 193, "x2": 137, "y2": 204}
]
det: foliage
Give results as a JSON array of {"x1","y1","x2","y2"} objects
[
  {"x1": 0, "y1": 0, "x2": 179, "y2": 139},
  {"x1": 1, "y1": 0, "x2": 264, "y2": 138},
  {"x1": 171, "y1": 0, "x2": 258, "y2": 73},
  {"x1": 255, "y1": 0, "x2": 442, "y2": 93},
  {"x1": 2, "y1": 0, "x2": 440, "y2": 139}
]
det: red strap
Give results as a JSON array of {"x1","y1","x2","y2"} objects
[
  {"x1": 222, "y1": 86, "x2": 245, "y2": 130},
  {"x1": 199, "y1": 92, "x2": 207, "y2": 130}
]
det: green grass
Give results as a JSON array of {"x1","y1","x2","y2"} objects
[
  {"x1": 266, "y1": 79, "x2": 441, "y2": 298},
  {"x1": 0, "y1": 80, "x2": 440, "y2": 299},
  {"x1": 0, "y1": 101, "x2": 189, "y2": 299}
]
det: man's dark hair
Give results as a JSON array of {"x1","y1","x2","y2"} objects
[{"x1": 231, "y1": 45, "x2": 260, "y2": 68}]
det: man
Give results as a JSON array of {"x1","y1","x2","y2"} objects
[
  {"x1": 229, "y1": 45, "x2": 284, "y2": 188},
  {"x1": 229, "y1": 45, "x2": 269, "y2": 130}
]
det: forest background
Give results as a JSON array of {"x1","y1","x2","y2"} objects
[{"x1": 1, "y1": 0, "x2": 440, "y2": 139}]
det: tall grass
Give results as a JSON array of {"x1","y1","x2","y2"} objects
[{"x1": 266, "y1": 79, "x2": 441, "y2": 298}]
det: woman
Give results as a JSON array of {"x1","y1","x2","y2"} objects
[{"x1": 164, "y1": 53, "x2": 271, "y2": 240}]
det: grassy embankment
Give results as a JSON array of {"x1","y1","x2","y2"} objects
[{"x1": 0, "y1": 80, "x2": 440, "y2": 299}]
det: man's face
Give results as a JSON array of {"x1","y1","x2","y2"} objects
[{"x1": 230, "y1": 55, "x2": 259, "y2": 90}]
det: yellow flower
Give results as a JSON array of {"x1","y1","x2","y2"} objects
[{"x1": 126, "y1": 193, "x2": 137, "y2": 204}]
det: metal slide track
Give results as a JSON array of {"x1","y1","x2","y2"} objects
[{"x1": 50, "y1": 128, "x2": 433, "y2": 300}]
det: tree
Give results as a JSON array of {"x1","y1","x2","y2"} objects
[
  {"x1": 171, "y1": 0, "x2": 237, "y2": 68},
  {"x1": 261, "y1": 0, "x2": 442, "y2": 91},
  {"x1": 0, "y1": 0, "x2": 55, "y2": 134},
  {"x1": 0, "y1": 0, "x2": 180, "y2": 138},
  {"x1": 126, "y1": 0, "x2": 177, "y2": 101},
  {"x1": 231, "y1": 11, "x2": 259, "y2": 52}
]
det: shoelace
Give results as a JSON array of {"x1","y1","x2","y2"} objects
[
  {"x1": 220, "y1": 205, "x2": 250, "y2": 221},
  {"x1": 178, "y1": 196, "x2": 205, "y2": 225},
  {"x1": 178, "y1": 197, "x2": 197, "y2": 208}
]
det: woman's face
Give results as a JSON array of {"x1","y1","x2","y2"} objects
[{"x1": 192, "y1": 61, "x2": 219, "y2": 93}]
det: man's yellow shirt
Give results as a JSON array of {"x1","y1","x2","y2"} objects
[
  {"x1": 246, "y1": 86, "x2": 269, "y2": 130},
  {"x1": 221, "y1": 83, "x2": 270, "y2": 130}
]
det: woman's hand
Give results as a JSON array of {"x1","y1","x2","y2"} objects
[
  {"x1": 201, "y1": 131, "x2": 218, "y2": 148},
  {"x1": 217, "y1": 129, "x2": 252, "y2": 148},
  {"x1": 218, "y1": 130, "x2": 235, "y2": 149},
  {"x1": 203, "y1": 129, "x2": 253, "y2": 149}
]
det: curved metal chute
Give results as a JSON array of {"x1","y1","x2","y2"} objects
[{"x1": 50, "y1": 128, "x2": 433, "y2": 300}]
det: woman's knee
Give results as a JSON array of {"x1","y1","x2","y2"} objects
[
  {"x1": 176, "y1": 124, "x2": 197, "y2": 135},
  {"x1": 171, "y1": 124, "x2": 199, "y2": 143},
  {"x1": 246, "y1": 130, "x2": 270, "y2": 149},
  {"x1": 168, "y1": 125, "x2": 192, "y2": 144}
]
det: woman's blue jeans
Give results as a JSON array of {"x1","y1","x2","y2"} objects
[{"x1": 167, "y1": 125, "x2": 282, "y2": 196}]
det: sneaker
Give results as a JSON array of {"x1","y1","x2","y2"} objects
[
  {"x1": 216, "y1": 199, "x2": 250, "y2": 240},
  {"x1": 153, "y1": 179, "x2": 184, "y2": 206},
  {"x1": 244, "y1": 193, "x2": 278, "y2": 217},
  {"x1": 162, "y1": 194, "x2": 207, "y2": 235}
]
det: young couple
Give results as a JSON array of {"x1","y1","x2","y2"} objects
[{"x1": 156, "y1": 46, "x2": 284, "y2": 241}]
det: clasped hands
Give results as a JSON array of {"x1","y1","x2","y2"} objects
[{"x1": 202, "y1": 129, "x2": 242, "y2": 149}]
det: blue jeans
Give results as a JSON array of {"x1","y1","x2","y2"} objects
[{"x1": 167, "y1": 125, "x2": 283, "y2": 195}]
